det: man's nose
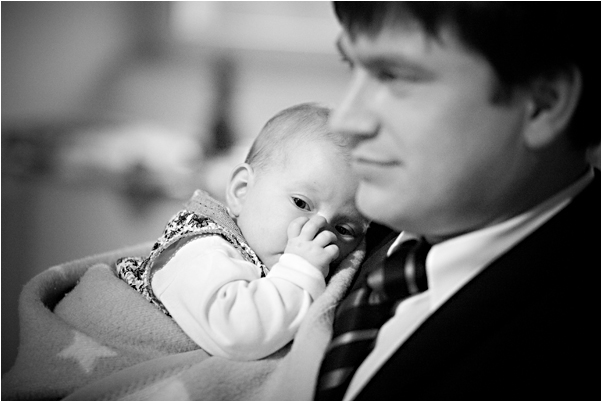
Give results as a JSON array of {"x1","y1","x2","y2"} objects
[{"x1": 329, "y1": 69, "x2": 380, "y2": 142}]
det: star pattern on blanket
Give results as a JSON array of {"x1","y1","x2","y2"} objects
[{"x1": 57, "y1": 331, "x2": 118, "y2": 373}]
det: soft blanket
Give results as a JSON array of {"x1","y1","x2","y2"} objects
[{"x1": 2, "y1": 242, "x2": 364, "y2": 400}]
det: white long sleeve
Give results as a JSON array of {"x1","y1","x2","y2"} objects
[{"x1": 151, "y1": 236, "x2": 326, "y2": 361}]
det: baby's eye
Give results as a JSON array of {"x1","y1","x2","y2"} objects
[
  {"x1": 292, "y1": 197, "x2": 310, "y2": 211},
  {"x1": 335, "y1": 225, "x2": 355, "y2": 237}
]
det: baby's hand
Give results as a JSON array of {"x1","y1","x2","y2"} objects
[{"x1": 285, "y1": 216, "x2": 339, "y2": 277}]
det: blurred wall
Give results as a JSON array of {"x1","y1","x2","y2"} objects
[
  {"x1": 2, "y1": 2, "x2": 146, "y2": 125},
  {"x1": 2, "y1": 1, "x2": 349, "y2": 375},
  {"x1": 1, "y1": 1, "x2": 169, "y2": 375}
]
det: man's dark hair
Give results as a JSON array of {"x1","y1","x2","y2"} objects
[{"x1": 333, "y1": 1, "x2": 600, "y2": 149}]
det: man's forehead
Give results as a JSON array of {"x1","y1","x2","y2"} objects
[
  {"x1": 336, "y1": 28, "x2": 430, "y2": 63},
  {"x1": 338, "y1": 24, "x2": 427, "y2": 49},
  {"x1": 336, "y1": 24, "x2": 474, "y2": 63}
]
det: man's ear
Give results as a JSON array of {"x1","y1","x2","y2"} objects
[
  {"x1": 225, "y1": 163, "x2": 254, "y2": 218},
  {"x1": 523, "y1": 66, "x2": 582, "y2": 149}
]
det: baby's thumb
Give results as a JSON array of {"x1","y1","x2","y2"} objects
[
  {"x1": 326, "y1": 239, "x2": 366, "y2": 284},
  {"x1": 287, "y1": 216, "x2": 309, "y2": 239}
]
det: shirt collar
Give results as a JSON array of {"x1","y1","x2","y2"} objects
[{"x1": 387, "y1": 168, "x2": 594, "y2": 310}]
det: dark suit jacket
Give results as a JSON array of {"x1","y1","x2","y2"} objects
[{"x1": 350, "y1": 173, "x2": 600, "y2": 401}]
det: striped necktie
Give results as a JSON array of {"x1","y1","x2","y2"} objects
[{"x1": 315, "y1": 237, "x2": 432, "y2": 400}]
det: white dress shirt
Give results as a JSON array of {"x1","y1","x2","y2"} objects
[{"x1": 345, "y1": 170, "x2": 594, "y2": 400}]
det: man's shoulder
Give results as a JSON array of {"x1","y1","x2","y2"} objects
[{"x1": 364, "y1": 222, "x2": 399, "y2": 256}]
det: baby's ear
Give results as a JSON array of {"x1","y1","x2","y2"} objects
[{"x1": 225, "y1": 163, "x2": 253, "y2": 217}]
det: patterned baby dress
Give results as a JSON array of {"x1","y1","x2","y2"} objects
[{"x1": 116, "y1": 189, "x2": 269, "y2": 316}]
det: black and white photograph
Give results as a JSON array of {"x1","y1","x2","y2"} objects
[{"x1": 2, "y1": 2, "x2": 600, "y2": 401}]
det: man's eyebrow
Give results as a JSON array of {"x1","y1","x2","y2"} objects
[
  {"x1": 357, "y1": 52, "x2": 437, "y2": 81},
  {"x1": 335, "y1": 36, "x2": 356, "y2": 69},
  {"x1": 335, "y1": 36, "x2": 433, "y2": 79}
]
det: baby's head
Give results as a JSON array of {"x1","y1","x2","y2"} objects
[{"x1": 226, "y1": 103, "x2": 369, "y2": 269}]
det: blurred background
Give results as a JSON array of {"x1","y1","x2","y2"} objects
[
  {"x1": 3, "y1": 1, "x2": 601, "y2": 376},
  {"x1": 2, "y1": 1, "x2": 351, "y2": 374}
]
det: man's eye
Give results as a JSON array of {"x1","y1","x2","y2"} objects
[
  {"x1": 335, "y1": 225, "x2": 355, "y2": 237},
  {"x1": 376, "y1": 68, "x2": 428, "y2": 85},
  {"x1": 375, "y1": 69, "x2": 399, "y2": 82},
  {"x1": 292, "y1": 197, "x2": 310, "y2": 211}
]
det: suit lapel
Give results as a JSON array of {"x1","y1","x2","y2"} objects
[{"x1": 356, "y1": 172, "x2": 600, "y2": 399}]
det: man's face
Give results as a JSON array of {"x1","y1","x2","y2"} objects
[{"x1": 331, "y1": 24, "x2": 532, "y2": 241}]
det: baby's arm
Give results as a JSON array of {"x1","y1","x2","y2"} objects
[{"x1": 151, "y1": 221, "x2": 336, "y2": 361}]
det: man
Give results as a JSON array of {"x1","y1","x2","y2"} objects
[{"x1": 315, "y1": 2, "x2": 600, "y2": 400}]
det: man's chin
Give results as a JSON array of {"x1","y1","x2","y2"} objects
[
  {"x1": 356, "y1": 183, "x2": 403, "y2": 231},
  {"x1": 356, "y1": 184, "x2": 387, "y2": 219}
]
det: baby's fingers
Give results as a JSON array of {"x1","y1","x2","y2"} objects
[
  {"x1": 314, "y1": 230, "x2": 337, "y2": 247},
  {"x1": 324, "y1": 244, "x2": 340, "y2": 263},
  {"x1": 287, "y1": 217, "x2": 310, "y2": 239},
  {"x1": 299, "y1": 215, "x2": 328, "y2": 240}
]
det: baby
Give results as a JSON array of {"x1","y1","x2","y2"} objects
[{"x1": 117, "y1": 102, "x2": 369, "y2": 361}]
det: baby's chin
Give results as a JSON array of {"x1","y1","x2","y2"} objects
[{"x1": 262, "y1": 253, "x2": 282, "y2": 270}]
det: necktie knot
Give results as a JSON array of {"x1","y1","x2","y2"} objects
[
  {"x1": 316, "y1": 237, "x2": 431, "y2": 400},
  {"x1": 371, "y1": 237, "x2": 431, "y2": 302}
]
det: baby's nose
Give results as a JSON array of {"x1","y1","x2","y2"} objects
[
  {"x1": 314, "y1": 214, "x2": 330, "y2": 228},
  {"x1": 314, "y1": 215, "x2": 338, "y2": 238}
]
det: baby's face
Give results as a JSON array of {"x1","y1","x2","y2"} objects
[{"x1": 235, "y1": 139, "x2": 368, "y2": 269}]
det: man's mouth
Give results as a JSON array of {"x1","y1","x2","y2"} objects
[{"x1": 353, "y1": 156, "x2": 401, "y2": 167}]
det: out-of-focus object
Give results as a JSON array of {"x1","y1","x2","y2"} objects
[
  {"x1": 171, "y1": 1, "x2": 338, "y2": 54},
  {"x1": 55, "y1": 121, "x2": 203, "y2": 199}
]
